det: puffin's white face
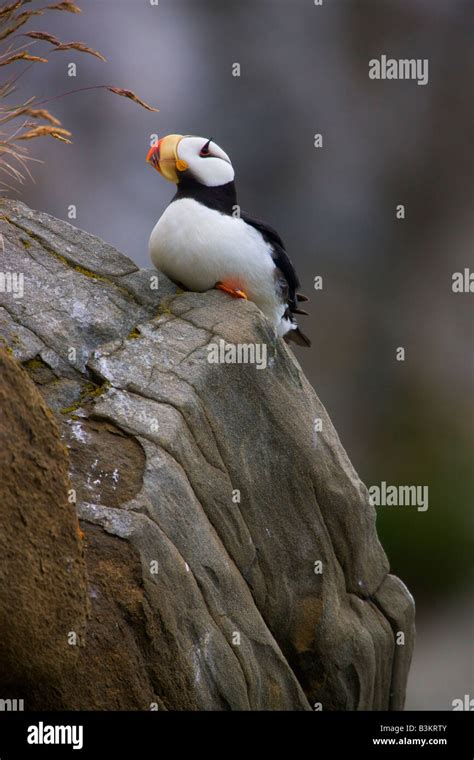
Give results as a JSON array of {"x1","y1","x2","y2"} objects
[
  {"x1": 146, "y1": 134, "x2": 234, "y2": 187},
  {"x1": 178, "y1": 136, "x2": 234, "y2": 186}
]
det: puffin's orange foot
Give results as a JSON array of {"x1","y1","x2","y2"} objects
[{"x1": 216, "y1": 282, "x2": 248, "y2": 300}]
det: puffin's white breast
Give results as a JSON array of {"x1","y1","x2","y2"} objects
[{"x1": 149, "y1": 199, "x2": 282, "y2": 320}]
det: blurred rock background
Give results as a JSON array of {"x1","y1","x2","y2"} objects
[{"x1": 11, "y1": 0, "x2": 473, "y2": 709}]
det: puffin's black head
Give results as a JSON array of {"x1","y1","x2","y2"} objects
[{"x1": 146, "y1": 134, "x2": 234, "y2": 187}]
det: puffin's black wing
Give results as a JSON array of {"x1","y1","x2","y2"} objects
[
  {"x1": 239, "y1": 212, "x2": 285, "y2": 249},
  {"x1": 241, "y1": 211, "x2": 311, "y2": 347},
  {"x1": 240, "y1": 212, "x2": 299, "y2": 303}
]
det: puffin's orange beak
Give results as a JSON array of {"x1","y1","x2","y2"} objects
[
  {"x1": 146, "y1": 134, "x2": 186, "y2": 183},
  {"x1": 146, "y1": 139, "x2": 162, "y2": 167}
]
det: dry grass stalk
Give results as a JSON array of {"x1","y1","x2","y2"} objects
[{"x1": 0, "y1": 0, "x2": 158, "y2": 190}]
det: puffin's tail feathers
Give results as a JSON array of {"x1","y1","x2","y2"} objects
[
  {"x1": 284, "y1": 326, "x2": 311, "y2": 348},
  {"x1": 278, "y1": 294, "x2": 311, "y2": 347}
]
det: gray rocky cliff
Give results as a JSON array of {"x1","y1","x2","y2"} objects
[{"x1": 0, "y1": 199, "x2": 414, "y2": 710}]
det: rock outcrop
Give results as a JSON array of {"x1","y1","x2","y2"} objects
[
  {"x1": 0, "y1": 199, "x2": 415, "y2": 710},
  {"x1": 0, "y1": 350, "x2": 87, "y2": 702}
]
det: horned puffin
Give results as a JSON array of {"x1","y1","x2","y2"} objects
[{"x1": 146, "y1": 134, "x2": 310, "y2": 346}]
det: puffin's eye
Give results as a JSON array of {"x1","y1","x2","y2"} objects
[{"x1": 199, "y1": 138, "x2": 213, "y2": 157}]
